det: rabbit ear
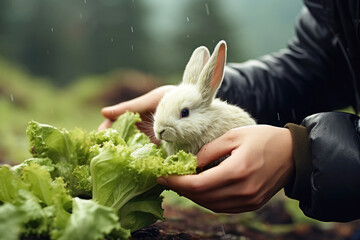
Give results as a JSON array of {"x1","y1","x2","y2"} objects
[
  {"x1": 182, "y1": 46, "x2": 210, "y2": 85},
  {"x1": 197, "y1": 40, "x2": 227, "y2": 102}
]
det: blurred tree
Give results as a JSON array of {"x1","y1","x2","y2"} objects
[
  {"x1": 0, "y1": 0, "x2": 151, "y2": 86},
  {"x1": 173, "y1": 0, "x2": 245, "y2": 72},
  {"x1": 0, "y1": 0, "x2": 301, "y2": 85}
]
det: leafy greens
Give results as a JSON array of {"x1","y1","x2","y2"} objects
[{"x1": 0, "y1": 112, "x2": 197, "y2": 240}]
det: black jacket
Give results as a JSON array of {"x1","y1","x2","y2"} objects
[{"x1": 218, "y1": 0, "x2": 360, "y2": 222}]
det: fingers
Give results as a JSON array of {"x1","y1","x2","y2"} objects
[
  {"x1": 101, "y1": 100, "x2": 145, "y2": 121},
  {"x1": 97, "y1": 119, "x2": 113, "y2": 131},
  {"x1": 101, "y1": 85, "x2": 175, "y2": 121},
  {"x1": 158, "y1": 158, "x2": 235, "y2": 195},
  {"x1": 101, "y1": 104, "x2": 127, "y2": 121}
]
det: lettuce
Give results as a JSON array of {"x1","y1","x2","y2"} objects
[
  {"x1": 0, "y1": 112, "x2": 197, "y2": 240},
  {"x1": 57, "y1": 198, "x2": 128, "y2": 240}
]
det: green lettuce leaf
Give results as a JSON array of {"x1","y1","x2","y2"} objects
[
  {"x1": 118, "y1": 185, "x2": 164, "y2": 232},
  {"x1": 72, "y1": 165, "x2": 92, "y2": 195},
  {"x1": 112, "y1": 111, "x2": 150, "y2": 150},
  {"x1": 0, "y1": 203, "x2": 25, "y2": 240},
  {"x1": 12, "y1": 157, "x2": 56, "y2": 175},
  {"x1": 90, "y1": 142, "x2": 156, "y2": 211},
  {"x1": 22, "y1": 164, "x2": 72, "y2": 209},
  {"x1": 0, "y1": 165, "x2": 28, "y2": 204},
  {"x1": 27, "y1": 121, "x2": 77, "y2": 166},
  {"x1": 91, "y1": 141, "x2": 197, "y2": 231},
  {"x1": 58, "y1": 198, "x2": 129, "y2": 240}
]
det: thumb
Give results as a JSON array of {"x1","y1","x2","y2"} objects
[{"x1": 196, "y1": 130, "x2": 238, "y2": 169}]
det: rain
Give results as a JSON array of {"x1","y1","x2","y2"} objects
[{"x1": 1, "y1": 1, "x2": 352, "y2": 240}]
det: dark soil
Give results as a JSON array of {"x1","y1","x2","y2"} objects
[{"x1": 131, "y1": 204, "x2": 360, "y2": 240}]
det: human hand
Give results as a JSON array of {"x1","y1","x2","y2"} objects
[
  {"x1": 98, "y1": 85, "x2": 175, "y2": 141},
  {"x1": 157, "y1": 125, "x2": 294, "y2": 213}
]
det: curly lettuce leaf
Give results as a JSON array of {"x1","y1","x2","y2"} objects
[
  {"x1": 112, "y1": 111, "x2": 150, "y2": 150},
  {"x1": 22, "y1": 164, "x2": 72, "y2": 209},
  {"x1": 0, "y1": 165, "x2": 28, "y2": 204},
  {"x1": 72, "y1": 165, "x2": 92, "y2": 195},
  {"x1": 0, "y1": 203, "x2": 25, "y2": 240},
  {"x1": 27, "y1": 121, "x2": 77, "y2": 166}
]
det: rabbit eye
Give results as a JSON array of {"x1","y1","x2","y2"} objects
[{"x1": 180, "y1": 108, "x2": 190, "y2": 118}]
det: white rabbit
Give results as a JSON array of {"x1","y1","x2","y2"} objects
[{"x1": 153, "y1": 40, "x2": 256, "y2": 155}]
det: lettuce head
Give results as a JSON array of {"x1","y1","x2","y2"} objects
[{"x1": 0, "y1": 111, "x2": 197, "y2": 240}]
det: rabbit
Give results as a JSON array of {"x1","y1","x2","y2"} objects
[{"x1": 153, "y1": 40, "x2": 256, "y2": 155}]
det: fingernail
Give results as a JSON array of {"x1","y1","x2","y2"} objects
[{"x1": 157, "y1": 177, "x2": 167, "y2": 186}]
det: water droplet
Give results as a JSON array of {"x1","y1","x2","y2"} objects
[
  {"x1": 187, "y1": 34, "x2": 190, "y2": 38},
  {"x1": 50, "y1": 27, "x2": 54, "y2": 32},
  {"x1": 186, "y1": 17, "x2": 190, "y2": 22},
  {"x1": 221, "y1": 225, "x2": 226, "y2": 239},
  {"x1": 10, "y1": 94, "x2": 14, "y2": 102},
  {"x1": 131, "y1": 44, "x2": 134, "y2": 50},
  {"x1": 80, "y1": 13, "x2": 83, "y2": 19},
  {"x1": 110, "y1": 37, "x2": 114, "y2": 43},
  {"x1": 205, "y1": 3, "x2": 210, "y2": 15},
  {"x1": 277, "y1": 112, "x2": 281, "y2": 121},
  {"x1": 130, "y1": 26, "x2": 134, "y2": 33},
  {"x1": 291, "y1": 108, "x2": 296, "y2": 120}
]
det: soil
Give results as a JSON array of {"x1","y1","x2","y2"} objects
[{"x1": 131, "y1": 204, "x2": 360, "y2": 240}]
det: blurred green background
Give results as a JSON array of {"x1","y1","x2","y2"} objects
[{"x1": 0, "y1": 0, "x2": 302, "y2": 163}]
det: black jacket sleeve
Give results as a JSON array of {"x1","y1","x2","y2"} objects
[
  {"x1": 291, "y1": 112, "x2": 360, "y2": 222},
  {"x1": 217, "y1": 7, "x2": 354, "y2": 127}
]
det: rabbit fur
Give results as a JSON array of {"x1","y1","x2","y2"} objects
[{"x1": 153, "y1": 40, "x2": 256, "y2": 155}]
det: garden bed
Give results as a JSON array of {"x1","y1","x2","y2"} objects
[{"x1": 132, "y1": 203, "x2": 360, "y2": 240}]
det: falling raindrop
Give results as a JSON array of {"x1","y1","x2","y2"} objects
[
  {"x1": 131, "y1": 44, "x2": 134, "y2": 50},
  {"x1": 291, "y1": 108, "x2": 296, "y2": 120},
  {"x1": 277, "y1": 112, "x2": 281, "y2": 121},
  {"x1": 10, "y1": 94, "x2": 14, "y2": 102},
  {"x1": 110, "y1": 37, "x2": 114, "y2": 43},
  {"x1": 132, "y1": 0, "x2": 135, "y2": 3},
  {"x1": 205, "y1": 3, "x2": 210, "y2": 15},
  {"x1": 187, "y1": 34, "x2": 190, "y2": 38},
  {"x1": 80, "y1": 13, "x2": 83, "y2": 19},
  {"x1": 130, "y1": 26, "x2": 134, "y2": 33},
  {"x1": 46, "y1": 50, "x2": 50, "y2": 55},
  {"x1": 221, "y1": 225, "x2": 226, "y2": 239},
  {"x1": 186, "y1": 17, "x2": 190, "y2": 22},
  {"x1": 50, "y1": 27, "x2": 54, "y2": 32},
  {"x1": 84, "y1": 0, "x2": 87, "y2": 4}
]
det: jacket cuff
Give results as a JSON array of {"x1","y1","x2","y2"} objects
[{"x1": 284, "y1": 123, "x2": 312, "y2": 202}]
